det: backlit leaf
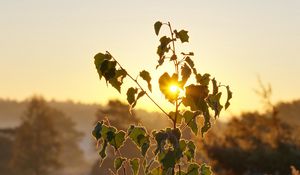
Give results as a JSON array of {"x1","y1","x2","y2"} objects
[
  {"x1": 140, "y1": 70, "x2": 152, "y2": 92},
  {"x1": 196, "y1": 73, "x2": 210, "y2": 86},
  {"x1": 130, "y1": 158, "x2": 139, "y2": 175},
  {"x1": 110, "y1": 130, "x2": 126, "y2": 151},
  {"x1": 174, "y1": 30, "x2": 189, "y2": 43},
  {"x1": 127, "y1": 87, "x2": 138, "y2": 105},
  {"x1": 114, "y1": 157, "x2": 126, "y2": 171},
  {"x1": 127, "y1": 125, "x2": 150, "y2": 156},
  {"x1": 159, "y1": 72, "x2": 179, "y2": 102},
  {"x1": 181, "y1": 63, "x2": 192, "y2": 87},
  {"x1": 200, "y1": 164, "x2": 212, "y2": 175},
  {"x1": 154, "y1": 21, "x2": 163, "y2": 36},
  {"x1": 183, "y1": 111, "x2": 198, "y2": 135},
  {"x1": 187, "y1": 163, "x2": 200, "y2": 175},
  {"x1": 92, "y1": 121, "x2": 103, "y2": 140},
  {"x1": 225, "y1": 85, "x2": 232, "y2": 110},
  {"x1": 201, "y1": 112, "x2": 211, "y2": 137}
]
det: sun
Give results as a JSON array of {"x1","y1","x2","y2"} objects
[{"x1": 169, "y1": 85, "x2": 179, "y2": 93}]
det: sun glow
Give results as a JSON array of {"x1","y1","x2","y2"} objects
[{"x1": 169, "y1": 85, "x2": 179, "y2": 93}]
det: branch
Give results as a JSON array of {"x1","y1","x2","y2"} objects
[{"x1": 106, "y1": 51, "x2": 174, "y2": 122}]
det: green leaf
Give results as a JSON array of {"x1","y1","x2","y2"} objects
[
  {"x1": 127, "y1": 125, "x2": 150, "y2": 156},
  {"x1": 169, "y1": 111, "x2": 183, "y2": 124},
  {"x1": 114, "y1": 157, "x2": 126, "y2": 171},
  {"x1": 140, "y1": 70, "x2": 152, "y2": 92},
  {"x1": 225, "y1": 85, "x2": 232, "y2": 110},
  {"x1": 196, "y1": 73, "x2": 210, "y2": 86},
  {"x1": 149, "y1": 167, "x2": 163, "y2": 175},
  {"x1": 154, "y1": 21, "x2": 162, "y2": 36},
  {"x1": 181, "y1": 63, "x2": 192, "y2": 87},
  {"x1": 127, "y1": 87, "x2": 138, "y2": 105},
  {"x1": 183, "y1": 111, "x2": 198, "y2": 135},
  {"x1": 174, "y1": 30, "x2": 189, "y2": 43},
  {"x1": 110, "y1": 130, "x2": 126, "y2": 151},
  {"x1": 130, "y1": 158, "x2": 139, "y2": 175},
  {"x1": 185, "y1": 141, "x2": 196, "y2": 161},
  {"x1": 92, "y1": 121, "x2": 103, "y2": 140},
  {"x1": 187, "y1": 163, "x2": 200, "y2": 175},
  {"x1": 200, "y1": 164, "x2": 212, "y2": 175}
]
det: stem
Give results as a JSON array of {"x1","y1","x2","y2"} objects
[
  {"x1": 167, "y1": 22, "x2": 180, "y2": 129},
  {"x1": 106, "y1": 51, "x2": 174, "y2": 122},
  {"x1": 178, "y1": 164, "x2": 181, "y2": 175}
]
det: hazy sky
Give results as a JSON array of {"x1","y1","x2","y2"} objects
[{"x1": 0, "y1": 0, "x2": 299, "y2": 115}]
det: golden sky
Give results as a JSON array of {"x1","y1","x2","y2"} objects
[{"x1": 0, "y1": 0, "x2": 299, "y2": 115}]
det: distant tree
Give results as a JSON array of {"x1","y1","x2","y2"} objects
[
  {"x1": 50, "y1": 108, "x2": 87, "y2": 174},
  {"x1": 203, "y1": 112, "x2": 300, "y2": 175},
  {"x1": 11, "y1": 97, "x2": 61, "y2": 175},
  {"x1": 0, "y1": 128, "x2": 15, "y2": 175}
]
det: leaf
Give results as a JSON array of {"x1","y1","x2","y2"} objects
[
  {"x1": 92, "y1": 121, "x2": 103, "y2": 140},
  {"x1": 130, "y1": 158, "x2": 139, "y2": 175},
  {"x1": 200, "y1": 164, "x2": 212, "y2": 175},
  {"x1": 99, "y1": 140, "x2": 108, "y2": 160},
  {"x1": 174, "y1": 30, "x2": 189, "y2": 43},
  {"x1": 212, "y1": 78, "x2": 218, "y2": 95},
  {"x1": 94, "y1": 53, "x2": 106, "y2": 79},
  {"x1": 127, "y1": 125, "x2": 150, "y2": 156},
  {"x1": 185, "y1": 141, "x2": 196, "y2": 161},
  {"x1": 169, "y1": 111, "x2": 183, "y2": 124},
  {"x1": 183, "y1": 111, "x2": 198, "y2": 135},
  {"x1": 127, "y1": 87, "x2": 138, "y2": 105},
  {"x1": 156, "y1": 56, "x2": 165, "y2": 69},
  {"x1": 149, "y1": 167, "x2": 163, "y2": 175},
  {"x1": 140, "y1": 70, "x2": 152, "y2": 92},
  {"x1": 108, "y1": 69, "x2": 127, "y2": 92},
  {"x1": 114, "y1": 157, "x2": 126, "y2": 171},
  {"x1": 170, "y1": 54, "x2": 177, "y2": 61},
  {"x1": 187, "y1": 163, "x2": 200, "y2": 175},
  {"x1": 196, "y1": 73, "x2": 210, "y2": 86},
  {"x1": 225, "y1": 85, "x2": 232, "y2": 110},
  {"x1": 110, "y1": 130, "x2": 126, "y2": 151},
  {"x1": 159, "y1": 72, "x2": 179, "y2": 102},
  {"x1": 100, "y1": 60, "x2": 117, "y2": 81},
  {"x1": 157, "y1": 36, "x2": 171, "y2": 58},
  {"x1": 201, "y1": 112, "x2": 211, "y2": 137},
  {"x1": 154, "y1": 21, "x2": 162, "y2": 36},
  {"x1": 181, "y1": 63, "x2": 192, "y2": 87},
  {"x1": 207, "y1": 92, "x2": 223, "y2": 118}
]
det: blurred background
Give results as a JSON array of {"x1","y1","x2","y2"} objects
[{"x1": 0, "y1": 0, "x2": 299, "y2": 175}]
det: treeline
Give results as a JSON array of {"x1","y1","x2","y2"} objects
[
  {"x1": 198, "y1": 101, "x2": 300, "y2": 175},
  {"x1": 0, "y1": 97, "x2": 88, "y2": 175}
]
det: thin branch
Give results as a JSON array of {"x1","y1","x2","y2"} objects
[{"x1": 106, "y1": 51, "x2": 174, "y2": 122}]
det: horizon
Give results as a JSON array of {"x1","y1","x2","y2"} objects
[{"x1": 1, "y1": 0, "x2": 299, "y2": 116}]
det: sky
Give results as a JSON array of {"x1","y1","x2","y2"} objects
[{"x1": 0, "y1": 0, "x2": 299, "y2": 115}]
